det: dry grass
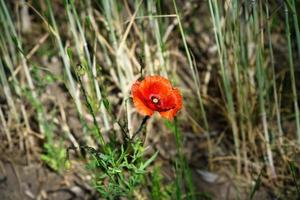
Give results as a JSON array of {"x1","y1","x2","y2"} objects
[{"x1": 0, "y1": 0, "x2": 300, "y2": 199}]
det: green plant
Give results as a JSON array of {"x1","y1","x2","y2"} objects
[
  {"x1": 42, "y1": 141, "x2": 69, "y2": 173},
  {"x1": 84, "y1": 140, "x2": 158, "y2": 199},
  {"x1": 1, "y1": 0, "x2": 300, "y2": 199},
  {"x1": 71, "y1": 58, "x2": 159, "y2": 198},
  {"x1": 165, "y1": 119, "x2": 196, "y2": 200}
]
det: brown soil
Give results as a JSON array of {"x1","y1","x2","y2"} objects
[
  {"x1": 0, "y1": 150, "x2": 98, "y2": 200},
  {"x1": 0, "y1": 134, "x2": 271, "y2": 200}
]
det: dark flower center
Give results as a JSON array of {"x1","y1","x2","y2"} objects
[{"x1": 151, "y1": 96, "x2": 160, "y2": 104}]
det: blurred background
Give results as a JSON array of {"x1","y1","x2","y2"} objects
[{"x1": 0, "y1": 0, "x2": 300, "y2": 199}]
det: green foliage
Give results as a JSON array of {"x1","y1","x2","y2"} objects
[
  {"x1": 23, "y1": 84, "x2": 68, "y2": 173},
  {"x1": 41, "y1": 141, "x2": 70, "y2": 173},
  {"x1": 1, "y1": 0, "x2": 300, "y2": 199},
  {"x1": 150, "y1": 166, "x2": 176, "y2": 200},
  {"x1": 249, "y1": 168, "x2": 263, "y2": 200},
  {"x1": 165, "y1": 119, "x2": 196, "y2": 200},
  {"x1": 24, "y1": 65, "x2": 68, "y2": 173},
  {"x1": 83, "y1": 140, "x2": 158, "y2": 199}
]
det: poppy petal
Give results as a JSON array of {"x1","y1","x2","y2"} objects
[
  {"x1": 159, "y1": 88, "x2": 182, "y2": 121},
  {"x1": 139, "y1": 76, "x2": 172, "y2": 98},
  {"x1": 132, "y1": 82, "x2": 154, "y2": 116},
  {"x1": 158, "y1": 92, "x2": 176, "y2": 111},
  {"x1": 160, "y1": 109, "x2": 176, "y2": 121},
  {"x1": 172, "y1": 88, "x2": 183, "y2": 110}
]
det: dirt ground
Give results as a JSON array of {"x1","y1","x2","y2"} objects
[
  {"x1": 0, "y1": 149, "x2": 99, "y2": 200},
  {"x1": 0, "y1": 133, "x2": 271, "y2": 200}
]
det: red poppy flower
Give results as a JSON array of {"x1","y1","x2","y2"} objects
[{"x1": 131, "y1": 75, "x2": 182, "y2": 121}]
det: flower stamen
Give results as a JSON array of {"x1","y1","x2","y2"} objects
[{"x1": 151, "y1": 96, "x2": 159, "y2": 104}]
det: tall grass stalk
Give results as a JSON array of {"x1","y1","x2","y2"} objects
[
  {"x1": 168, "y1": 119, "x2": 196, "y2": 200},
  {"x1": 172, "y1": 0, "x2": 212, "y2": 170},
  {"x1": 252, "y1": 0, "x2": 276, "y2": 177},
  {"x1": 239, "y1": 1, "x2": 257, "y2": 173},
  {"x1": 0, "y1": 0, "x2": 22, "y2": 122},
  {"x1": 147, "y1": 0, "x2": 167, "y2": 77},
  {"x1": 0, "y1": 107, "x2": 12, "y2": 149},
  {"x1": 0, "y1": 60, "x2": 18, "y2": 120},
  {"x1": 227, "y1": 1, "x2": 250, "y2": 176},
  {"x1": 0, "y1": 0, "x2": 38, "y2": 152},
  {"x1": 0, "y1": 0, "x2": 67, "y2": 171},
  {"x1": 284, "y1": 2, "x2": 300, "y2": 144},
  {"x1": 0, "y1": 0, "x2": 46, "y2": 136},
  {"x1": 101, "y1": 0, "x2": 137, "y2": 137},
  {"x1": 265, "y1": 1, "x2": 284, "y2": 144},
  {"x1": 0, "y1": 1, "x2": 35, "y2": 98},
  {"x1": 290, "y1": 0, "x2": 300, "y2": 58},
  {"x1": 45, "y1": 0, "x2": 83, "y2": 116},
  {"x1": 208, "y1": 0, "x2": 241, "y2": 173},
  {"x1": 65, "y1": 0, "x2": 110, "y2": 130}
]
